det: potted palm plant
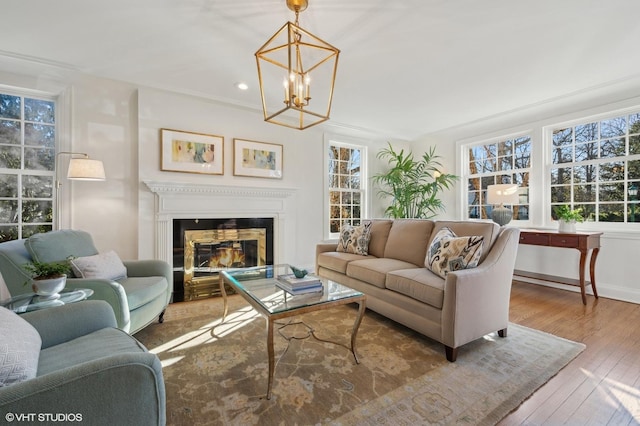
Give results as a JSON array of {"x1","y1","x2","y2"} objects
[
  {"x1": 23, "y1": 259, "x2": 72, "y2": 300},
  {"x1": 373, "y1": 143, "x2": 458, "y2": 218},
  {"x1": 554, "y1": 205, "x2": 584, "y2": 233}
]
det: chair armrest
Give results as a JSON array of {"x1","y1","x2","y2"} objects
[
  {"x1": 0, "y1": 352, "x2": 165, "y2": 425},
  {"x1": 440, "y1": 228, "x2": 521, "y2": 348},
  {"x1": 124, "y1": 259, "x2": 171, "y2": 280},
  {"x1": 123, "y1": 259, "x2": 173, "y2": 306},
  {"x1": 64, "y1": 278, "x2": 130, "y2": 331},
  {"x1": 21, "y1": 300, "x2": 117, "y2": 349}
]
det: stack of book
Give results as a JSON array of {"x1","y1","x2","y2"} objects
[{"x1": 276, "y1": 274, "x2": 323, "y2": 295}]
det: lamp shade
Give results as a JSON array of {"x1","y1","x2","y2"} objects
[
  {"x1": 67, "y1": 158, "x2": 106, "y2": 181},
  {"x1": 486, "y1": 184, "x2": 519, "y2": 205}
]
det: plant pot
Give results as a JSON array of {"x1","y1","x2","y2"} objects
[
  {"x1": 558, "y1": 220, "x2": 576, "y2": 233},
  {"x1": 31, "y1": 275, "x2": 67, "y2": 300}
]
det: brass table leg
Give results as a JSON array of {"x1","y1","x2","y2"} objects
[
  {"x1": 220, "y1": 275, "x2": 228, "y2": 321},
  {"x1": 266, "y1": 318, "x2": 275, "y2": 400},
  {"x1": 350, "y1": 300, "x2": 366, "y2": 363}
]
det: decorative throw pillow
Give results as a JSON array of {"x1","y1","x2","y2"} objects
[
  {"x1": 426, "y1": 227, "x2": 484, "y2": 279},
  {"x1": 0, "y1": 307, "x2": 42, "y2": 387},
  {"x1": 70, "y1": 250, "x2": 127, "y2": 281},
  {"x1": 336, "y1": 221, "x2": 372, "y2": 255}
]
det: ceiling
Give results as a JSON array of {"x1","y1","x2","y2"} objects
[{"x1": 2, "y1": 0, "x2": 640, "y2": 140}]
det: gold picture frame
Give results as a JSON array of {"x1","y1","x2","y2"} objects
[
  {"x1": 233, "y1": 139, "x2": 283, "y2": 179},
  {"x1": 161, "y1": 128, "x2": 224, "y2": 175}
]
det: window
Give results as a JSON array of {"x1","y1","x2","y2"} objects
[
  {"x1": 549, "y1": 110, "x2": 640, "y2": 223},
  {"x1": 0, "y1": 92, "x2": 56, "y2": 242},
  {"x1": 326, "y1": 140, "x2": 367, "y2": 238},
  {"x1": 464, "y1": 134, "x2": 531, "y2": 220}
]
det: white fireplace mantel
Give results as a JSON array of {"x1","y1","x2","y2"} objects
[{"x1": 144, "y1": 181, "x2": 297, "y2": 266}]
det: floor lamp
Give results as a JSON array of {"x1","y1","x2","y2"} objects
[{"x1": 55, "y1": 152, "x2": 106, "y2": 230}]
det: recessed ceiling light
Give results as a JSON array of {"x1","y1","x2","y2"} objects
[{"x1": 236, "y1": 82, "x2": 249, "y2": 91}]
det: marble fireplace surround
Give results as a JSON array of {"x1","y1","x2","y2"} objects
[{"x1": 143, "y1": 181, "x2": 297, "y2": 268}]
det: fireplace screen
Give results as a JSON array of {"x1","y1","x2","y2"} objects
[{"x1": 184, "y1": 228, "x2": 267, "y2": 300}]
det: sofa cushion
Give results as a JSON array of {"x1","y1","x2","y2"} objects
[
  {"x1": 429, "y1": 221, "x2": 499, "y2": 264},
  {"x1": 25, "y1": 230, "x2": 99, "y2": 263},
  {"x1": 70, "y1": 250, "x2": 128, "y2": 281},
  {"x1": 386, "y1": 268, "x2": 445, "y2": 309},
  {"x1": 346, "y1": 258, "x2": 418, "y2": 289},
  {"x1": 0, "y1": 307, "x2": 41, "y2": 387},
  {"x1": 383, "y1": 219, "x2": 434, "y2": 266},
  {"x1": 336, "y1": 222, "x2": 372, "y2": 255},
  {"x1": 426, "y1": 227, "x2": 484, "y2": 278},
  {"x1": 367, "y1": 220, "x2": 393, "y2": 258},
  {"x1": 119, "y1": 276, "x2": 170, "y2": 310},
  {"x1": 317, "y1": 252, "x2": 372, "y2": 274}
]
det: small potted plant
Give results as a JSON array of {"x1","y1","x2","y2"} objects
[
  {"x1": 554, "y1": 205, "x2": 584, "y2": 233},
  {"x1": 23, "y1": 259, "x2": 72, "y2": 300}
]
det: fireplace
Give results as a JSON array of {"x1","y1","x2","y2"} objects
[
  {"x1": 173, "y1": 218, "x2": 274, "y2": 301},
  {"x1": 143, "y1": 182, "x2": 297, "y2": 302}
]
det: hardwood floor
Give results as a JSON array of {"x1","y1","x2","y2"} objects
[{"x1": 500, "y1": 281, "x2": 640, "y2": 425}]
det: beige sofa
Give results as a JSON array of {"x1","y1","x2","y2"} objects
[{"x1": 316, "y1": 219, "x2": 520, "y2": 361}]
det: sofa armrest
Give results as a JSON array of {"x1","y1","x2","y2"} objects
[
  {"x1": 64, "y1": 278, "x2": 130, "y2": 331},
  {"x1": 0, "y1": 352, "x2": 165, "y2": 425},
  {"x1": 315, "y1": 242, "x2": 338, "y2": 273},
  {"x1": 440, "y1": 227, "x2": 521, "y2": 348},
  {"x1": 21, "y1": 300, "x2": 117, "y2": 349}
]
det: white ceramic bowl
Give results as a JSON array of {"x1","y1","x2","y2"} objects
[{"x1": 31, "y1": 275, "x2": 67, "y2": 300}]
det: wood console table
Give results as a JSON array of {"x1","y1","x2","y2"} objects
[{"x1": 515, "y1": 229, "x2": 603, "y2": 305}]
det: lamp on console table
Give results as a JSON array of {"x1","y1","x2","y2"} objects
[{"x1": 487, "y1": 184, "x2": 519, "y2": 226}]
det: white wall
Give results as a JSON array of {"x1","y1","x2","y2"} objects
[
  {"x1": 136, "y1": 88, "x2": 398, "y2": 268},
  {"x1": 0, "y1": 58, "x2": 394, "y2": 269},
  {"x1": 0, "y1": 64, "x2": 140, "y2": 258},
  {"x1": 414, "y1": 77, "x2": 640, "y2": 304}
]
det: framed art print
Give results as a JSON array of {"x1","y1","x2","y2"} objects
[
  {"x1": 161, "y1": 128, "x2": 224, "y2": 175},
  {"x1": 233, "y1": 138, "x2": 283, "y2": 179}
]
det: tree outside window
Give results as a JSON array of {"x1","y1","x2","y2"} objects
[
  {"x1": 466, "y1": 135, "x2": 531, "y2": 221},
  {"x1": 550, "y1": 111, "x2": 640, "y2": 223},
  {"x1": 327, "y1": 141, "x2": 366, "y2": 237},
  {"x1": 0, "y1": 92, "x2": 55, "y2": 242}
]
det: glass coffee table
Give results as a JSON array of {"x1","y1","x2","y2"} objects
[
  {"x1": 0, "y1": 288, "x2": 94, "y2": 314},
  {"x1": 220, "y1": 264, "x2": 366, "y2": 400}
]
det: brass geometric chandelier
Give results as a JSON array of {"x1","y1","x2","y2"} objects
[{"x1": 255, "y1": 0, "x2": 340, "y2": 130}]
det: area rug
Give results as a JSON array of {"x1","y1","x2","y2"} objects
[{"x1": 135, "y1": 295, "x2": 585, "y2": 426}]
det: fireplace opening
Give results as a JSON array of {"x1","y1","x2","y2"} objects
[{"x1": 173, "y1": 218, "x2": 274, "y2": 302}]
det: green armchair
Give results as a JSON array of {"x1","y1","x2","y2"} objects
[
  {"x1": 0, "y1": 230, "x2": 172, "y2": 334},
  {"x1": 0, "y1": 300, "x2": 166, "y2": 425}
]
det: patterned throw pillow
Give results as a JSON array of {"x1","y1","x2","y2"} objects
[
  {"x1": 0, "y1": 307, "x2": 42, "y2": 387},
  {"x1": 336, "y1": 222, "x2": 372, "y2": 255},
  {"x1": 426, "y1": 227, "x2": 484, "y2": 278}
]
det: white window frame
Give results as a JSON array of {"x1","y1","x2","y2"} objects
[
  {"x1": 458, "y1": 131, "x2": 533, "y2": 225},
  {"x1": 0, "y1": 84, "x2": 70, "y2": 240},
  {"x1": 543, "y1": 105, "x2": 640, "y2": 229},
  {"x1": 323, "y1": 135, "x2": 368, "y2": 240}
]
